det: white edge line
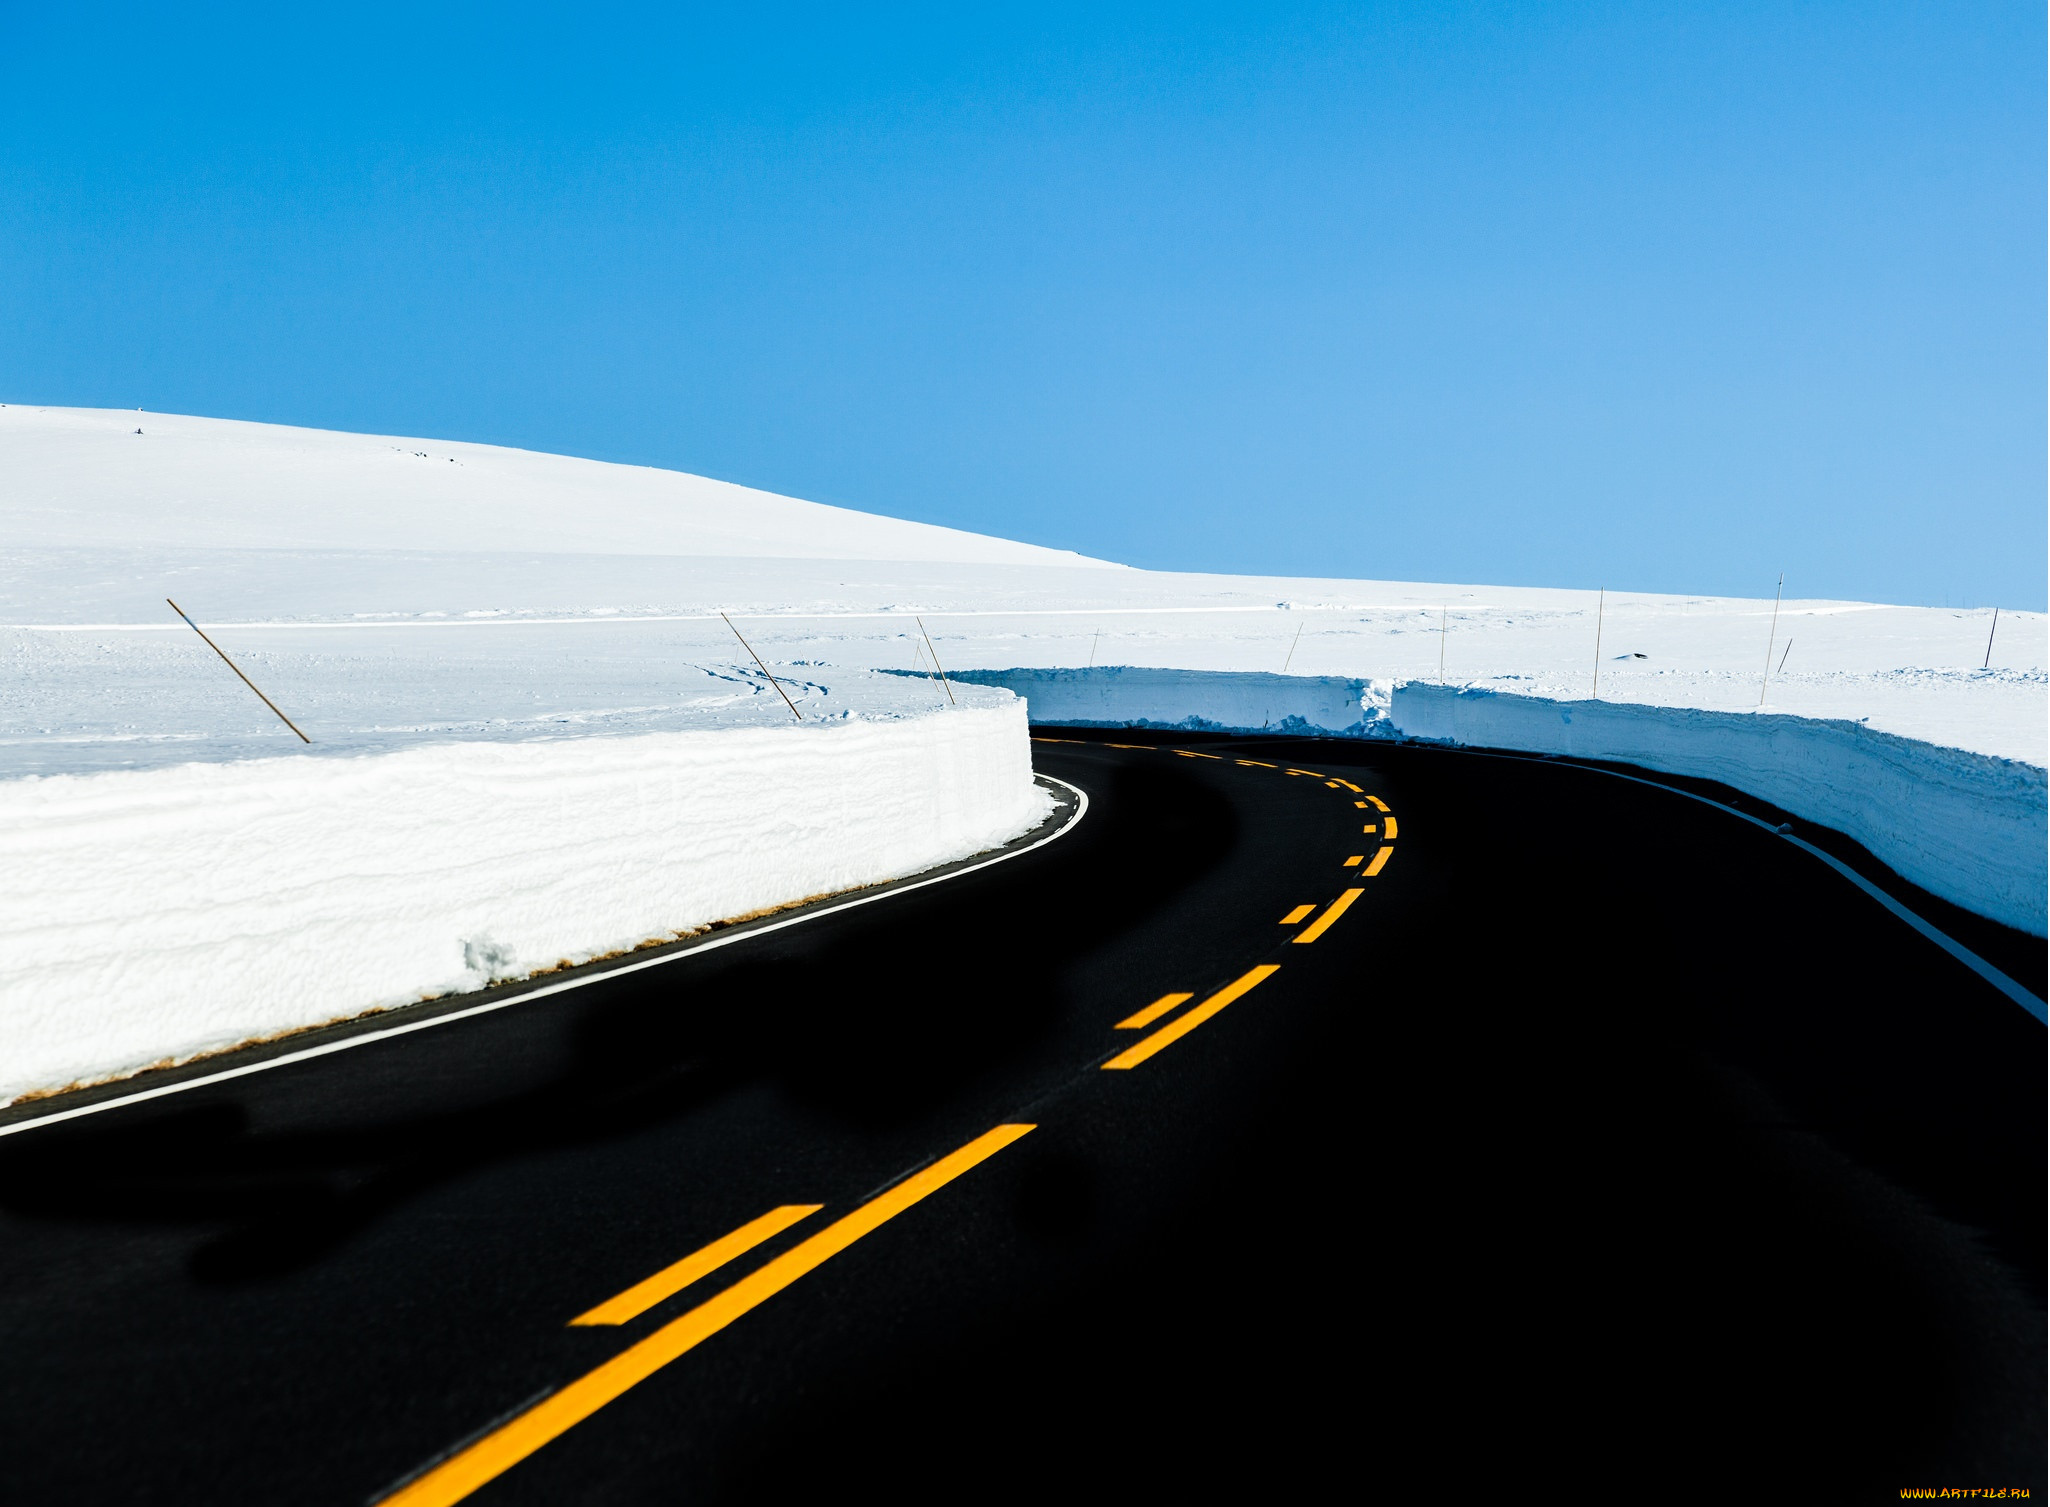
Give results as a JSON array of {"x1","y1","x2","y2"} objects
[
  {"x1": 0, "y1": 775, "x2": 1090, "y2": 1138},
  {"x1": 1470, "y1": 750, "x2": 2045, "y2": 1024}
]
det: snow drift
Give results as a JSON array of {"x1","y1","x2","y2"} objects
[{"x1": 0, "y1": 702, "x2": 1047, "y2": 1106}]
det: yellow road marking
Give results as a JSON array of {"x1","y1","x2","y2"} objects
[
  {"x1": 379, "y1": 1124, "x2": 1035, "y2": 1507},
  {"x1": 1101, "y1": 966, "x2": 1280, "y2": 1070},
  {"x1": 1105, "y1": 742, "x2": 1150, "y2": 750},
  {"x1": 1383, "y1": 816, "x2": 1399, "y2": 839},
  {"x1": 1285, "y1": 768, "x2": 1324, "y2": 778},
  {"x1": 1361, "y1": 823, "x2": 1376, "y2": 834},
  {"x1": 1115, "y1": 992, "x2": 1193, "y2": 1030},
  {"x1": 1336, "y1": 779, "x2": 1362, "y2": 793},
  {"x1": 1173, "y1": 749, "x2": 1222, "y2": 759},
  {"x1": 1343, "y1": 855, "x2": 1362, "y2": 867},
  {"x1": 569, "y1": 1206, "x2": 820, "y2": 1327},
  {"x1": 1365, "y1": 795, "x2": 1389, "y2": 812},
  {"x1": 1029, "y1": 737, "x2": 1086, "y2": 744},
  {"x1": 1236, "y1": 759, "x2": 1276, "y2": 768},
  {"x1": 1293, "y1": 889, "x2": 1364, "y2": 944},
  {"x1": 1364, "y1": 847, "x2": 1392, "y2": 877},
  {"x1": 1325, "y1": 780, "x2": 1341, "y2": 788},
  {"x1": 1354, "y1": 800, "x2": 1368, "y2": 809},
  {"x1": 1279, "y1": 904, "x2": 1316, "y2": 924}
]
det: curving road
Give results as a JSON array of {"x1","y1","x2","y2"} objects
[{"x1": 0, "y1": 732, "x2": 2040, "y2": 1502}]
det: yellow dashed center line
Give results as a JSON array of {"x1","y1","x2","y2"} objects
[
  {"x1": 1279, "y1": 904, "x2": 1316, "y2": 924},
  {"x1": 1115, "y1": 992, "x2": 1194, "y2": 1030},
  {"x1": 1101, "y1": 966, "x2": 1280, "y2": 1070},
  {"x1": 380, "y1": 1125, "x2": 1035, "y2": 1507},
  {"x1": 569, "y1": 1206, "x2": 820, "y2": 1327},
  {"x1": 1343, "y1": 855, "x2": 1363, "y2": 867},
  {"x1": 1364, "y1": 795, "x2": 1389, "y2": 812},
  {"x1": 1363, "y1": 847, "x2": 1392, "y2": 877},
  {"x1": 1383, "y1": 816, "x2": 1398, "y2": 839},
  {"x1": 1292, "y1": 889, "x2": 1364, "y2": 944}
]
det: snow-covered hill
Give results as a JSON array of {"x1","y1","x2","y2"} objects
[{"x1": 4, "y1": 404, "x2": 1117, "y2": 565}]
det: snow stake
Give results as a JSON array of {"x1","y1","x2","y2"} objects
[
  {"x1": 1983, "y1": 607, "x2": 1999, "y2": 669},
  {"x1": 1758, "y1": 573, "x2": 1784, "y2": 707},
  {"x1": 166, "y1": 598, "x2": 310, "y2": 743},
  {"x1": 1591, "y1": 588, "x2": 1605, "y2": 699},
  {"x1": 1437, "y1": 606, "x2": 1447, "y2": 684},
  {"x1": 916, "y1": 616, "x2": 955, "y2": 705},
  {"x1": 720, "y1": 613, "x2": 803, "y2": 721},
  {"x1": 1282, "y1": 620, "x2": 1303, "y2": 674}
]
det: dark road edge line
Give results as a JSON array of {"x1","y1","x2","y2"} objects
[
  {"x1": 1449, "y1": 746, "x2": 2047, "y2": 1024},
  {"x1": 0, "y1": 776, "x2": 1089, "y2": 1140}
]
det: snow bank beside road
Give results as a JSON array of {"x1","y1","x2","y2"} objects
[
  {"x1": 959, "y1": 666, "x2": 2047, "y2": 937},
  {"x1": 0, "y1": 702, "x2": 1047, "y2": 1106},
  {"x1": 948, "y1": 666, "x2": 1387, "y2": 736},
  {"x1": 1393, "y1": 684, "x2": 2048, "y2": 937}
]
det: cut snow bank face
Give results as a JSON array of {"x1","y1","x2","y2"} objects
[
  {"x1": 0, "y1": 702, "x2": 1049, "y2": 1106},
  {"x1": 948, "y1": 666, "x2": 1390, "y2": 738}
]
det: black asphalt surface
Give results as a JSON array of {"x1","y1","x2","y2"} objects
[{"x1": 0, "y1": 732, "x2": 2041, "y2": 1503}]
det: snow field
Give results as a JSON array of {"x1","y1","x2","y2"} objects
[{"x1": 0, "y1": 700, "x2": 1048, "y2": 1105}]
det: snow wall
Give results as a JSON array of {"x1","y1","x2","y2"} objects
[
  {"x1": 953, "y1": 667, "x2": 2047, "y2": 938},
  {"x1": 0, "y1": 702, "x2": 1048, "y2": 1106}
]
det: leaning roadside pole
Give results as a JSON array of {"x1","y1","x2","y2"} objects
[
  {"x1": 1983, "y1": 607, "x2": 2000, "y2": 669},
  {"x1": 720, "y1": 612, "x2": 802, "y2": 721},
  {"x1": 911, "y1": 635, "x2": 946, "y2": 702},
  {"x1": 1282, "y1": 620, "x2": 1304, "y2": 673},
  {"x1": 916, "y1": 616, "x2": 955, "y2": 705},
  {"x1": 1758, "y1": 573, "x2": 1784, "y2": 707},
  {"x1": 166, "y1": 598, "x2": 310, "y2": 743},
  {"x1": 1591, "y1": 588, "x2": 1605, "y2": 699}
]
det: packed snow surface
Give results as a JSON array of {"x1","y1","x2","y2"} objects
[{"x1": 0, "y1": 403, "x2": 2042, "y2": 1101}]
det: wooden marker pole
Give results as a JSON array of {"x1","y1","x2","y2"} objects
[
  {"x1": 1591, "y1": 588, "x2": 1605, "y2": 699},
  {"x1": 1758, "y1": 573, "x2": 1784, "y2": 707},
  {"x1": 916, "y1": 616, "x2": 955, "y2": 705},
  {"x1": 721, "y1": 613, "x2": 802, "y2": 721},
  {"x1": 166, "y1": 598, "x2": 310, "y2": 743},
  {"x1": 1282, "y1": 621, "x2": 1303, "y2": 673},
  {"x1": 1984, "y1": 607, "x2": 2000, "y2": 669}
]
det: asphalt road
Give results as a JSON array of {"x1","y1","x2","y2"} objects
[{"x1": 0, "y1": 732, "x2": 2041, "y2": 1503}]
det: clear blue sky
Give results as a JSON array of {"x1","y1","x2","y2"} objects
[{"x1": 3, "y1": 3, "x2": 2041, "y2": 607}]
